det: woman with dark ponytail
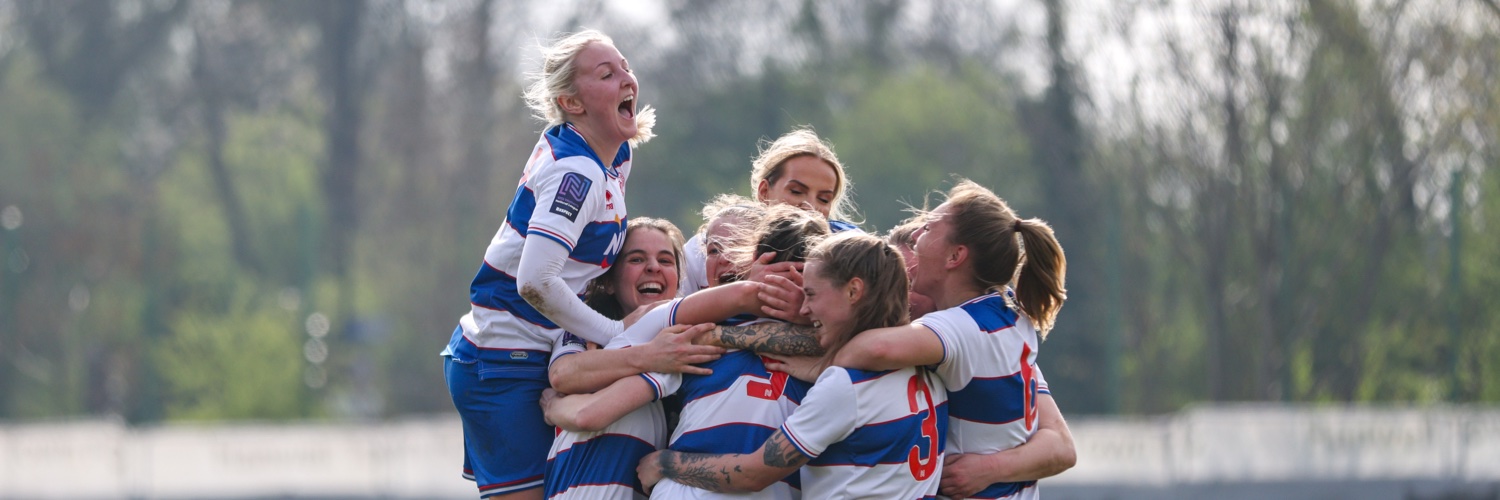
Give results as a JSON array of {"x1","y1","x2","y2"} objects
[{"x1": 836, "y1": 179, "x2": 1072, "y2": 500}]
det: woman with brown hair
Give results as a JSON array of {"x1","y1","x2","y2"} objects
[{"x1": 836, "y1": 179, "x2": 1071, "y2": 500}]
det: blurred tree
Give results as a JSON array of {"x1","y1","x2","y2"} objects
[
  {"x1": 634, "y1": 63, "x2": 834, "y2": 226},
  {"x1": 152, "y1": 104, "x2": 326, "y2": 418},
  {"x1": 830, "y1": 65, "x2": 1033, "y2": 229},
  {"x1": 0, "y1": 55, "x2": 137, "y2": 418},
  {"x1": 1093, "y1": 0, "x2": 1499, "y2": 410},
  {"x1": 152, "y1": 282, "x2": 307, "y2": 420},
  {"x1": 2, "y1": 0, "x2": 1496, "y2": 422},
  {"x1": 15, "y1": 0, "x2": 186, "y2": 122},
  {"x1": 1016, "y1": 0, "x2": 1117, "y2": 413},
  {"x1": 356, "y1": 0, "x2": 534, "y2": 415},
  {"x1": 313, "y1": 0, "x2": 365, "y2": 291}
]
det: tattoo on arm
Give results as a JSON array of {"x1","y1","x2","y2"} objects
[
  {"x1": 762, "y1": 432, "x2": 811, "y2": 468},
  {"x1": 715, "y1": 323, "x2": 825, "y2": 357},
  {"x1": 657, "y1": 434, "x2": 807, "y2": 493},
  {"x1": 659, "y1": 450, "x2": 737, "y2": 492}
]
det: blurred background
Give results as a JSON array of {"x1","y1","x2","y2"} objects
[{"x1": 0, "y1": 0, "x2": 1496, "y2": 498}]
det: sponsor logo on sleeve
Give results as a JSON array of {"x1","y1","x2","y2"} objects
[{"x1": 550, "y1": 172, "x2": 592, "y2": 221}]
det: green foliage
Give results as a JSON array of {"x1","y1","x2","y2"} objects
[
  {"x1": 3, "y1": 0, "x2": 1498, "y2": 423},
  {"x1": 1352, "y1": 321, "x2": 1446, "y2": 403},
  {"x1": 1462, "y1": 162, "x2": 1500, "y2": 401},
  {"x1": 159, "y1": 108, "x2": 324, "y2": 292},
  {"x1": 632, "y1": 64, "x2": 835, "y2": 230},
  {"x1": 0, "y1": 53, "x2": 146, "y2": 418},
  {"x1": 141, "y1": 104, "x2": 328, "y2": 421},
  {"x1": 151, "y1": 282, "x2": 308, "y2": 420},
  {"x1": 830, "y1": 64, "x2": 1033, "y2": 229}
]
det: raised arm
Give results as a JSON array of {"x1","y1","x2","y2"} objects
[
  {"x1": 832, "y1": 323, "x2": 944, "y2": 371},
  {"x1": 541, "y1": 374, "x2": 658, "y2": 432},
  {"x1": 550, "y1": 323, "x2": 722, "y2": 394},
  {"x1": 637, "y1": 430, "x2": 807, "y2": 494},
  {"x1": 938, "y1": 394, "x2": 1077, "y2": 498},
  {"x1": 517, "y1": 237, "x2": 622, "y2": 345}
]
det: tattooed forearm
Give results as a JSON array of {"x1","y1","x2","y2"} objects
[
  {"x1": 763, "y1": 432, "x2": 811, "y2": 468},
  {"x1": 659, "y1": 450, "x2": 736, "y2": 492},
  {"x1": 657, "y1": 437, "x2": 803, "y2": 493},
  {"x1": 715, "y1": 323, "x2": 826, "y2": 357}
]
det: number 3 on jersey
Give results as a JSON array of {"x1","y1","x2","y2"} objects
[
  {"x1": 748, "y1": 357, "x2": 789, "y2": 400},
  {"x1": 906, "y1": 372, "x2": 940, "y2": 480}
]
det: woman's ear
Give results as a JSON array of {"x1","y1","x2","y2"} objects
[
  {"x1": 846, "y1": 277, "x2": 865, "y2": 304},
  {"x1": 558, "y1": 94, "x2": 585, "y2": 115},
  {"x1": 947, "y1": 245, "x2": 968, "y2": 271},
  {"x1": 756, "y1": 179, "x2": 772, "y2": 203}
]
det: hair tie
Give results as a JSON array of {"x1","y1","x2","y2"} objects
[{"x1": 1012, "y1": 218, "x2": 1023, "y2": 233}]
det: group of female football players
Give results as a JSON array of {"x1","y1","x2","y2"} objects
[{"x1": 442, "y1": 30, "x2": 1075, "y2": 500}]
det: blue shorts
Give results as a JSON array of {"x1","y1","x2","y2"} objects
[{"x1": 445, "y1": 354, "x2": 552, "y2": 497}]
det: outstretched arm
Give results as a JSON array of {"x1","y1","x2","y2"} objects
[
  {"x1": 550, "y1": 323, "x2": 722, "y2": 394},
  {"x1": 541, "y1": 374, "x2": 658, "y2": 432},
  {"x1": 705, "y1": 322, "x2": 825, "y2": 357},
  {"x1": 673, "y1": 280, "x2": 764, "y2": 325},
  {"x1": 833, "y1": 323, "x2": 944, "y2": 371},
  {"x1": 939, "y1": 394, "x2": 1077, "y2": 497},
  {"x1": 637, "y1": 430, "x2": 807, "y2": 494}
]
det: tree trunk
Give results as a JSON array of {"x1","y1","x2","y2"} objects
[
  {"x1": 194, "y1": 29, "x2": 262, "y2": 275},
  {"x1": 318, "y1": 0, "x2": 366, "y2": 283},
  {"x1": 1305, "y1": 0, "x2": 1417, "y2": 399}
]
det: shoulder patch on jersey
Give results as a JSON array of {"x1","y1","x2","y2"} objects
[
  {"x1": 550, "y1": 172, "x2": 592, "y2": 221},
  {"x1": 560, "y1": 332, "x2": 587, "y2": 349}
]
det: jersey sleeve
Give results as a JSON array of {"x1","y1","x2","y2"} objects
[
  {"x1": 548, "y1": 330, "x2": 589, "y2": 365},
  {"x1": 517, "y1": 234, "x2": 622, "y2": 344},
  {"x1": 609, "y1": 300, "x2": 684, "y2": 400},
  {"x1": 523, "y1": 158, "x2": 606, "y2": 252},
  {"x1": 1035, "y1": 363, "x2": 1050, "y2": 395},
  {"x1": 603, "y1": 299, "x2": 681, "y2": 350},
  {"x1": 778, "y1": 367, "x2": 859, "y2": 459},
  {"x1": 914, "y1": 309, "x2": 975, "y2": 391}
]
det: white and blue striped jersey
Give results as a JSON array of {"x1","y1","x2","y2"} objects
[
  {"x1": 641, "y1": 301, "x2": 811, "y2": 500},
  {"x1": 445, "y1": 123, "x2": 631, "y2": 369},
  {"x1": 545, "y1": 324, "x2": 665, "y2": 500},
  {"x1": 914, "y1": 293, "x2": 1046, "y2": 500},
  {"x1": 780, "y1": 366, "x2": 948, "y2": 500}
]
